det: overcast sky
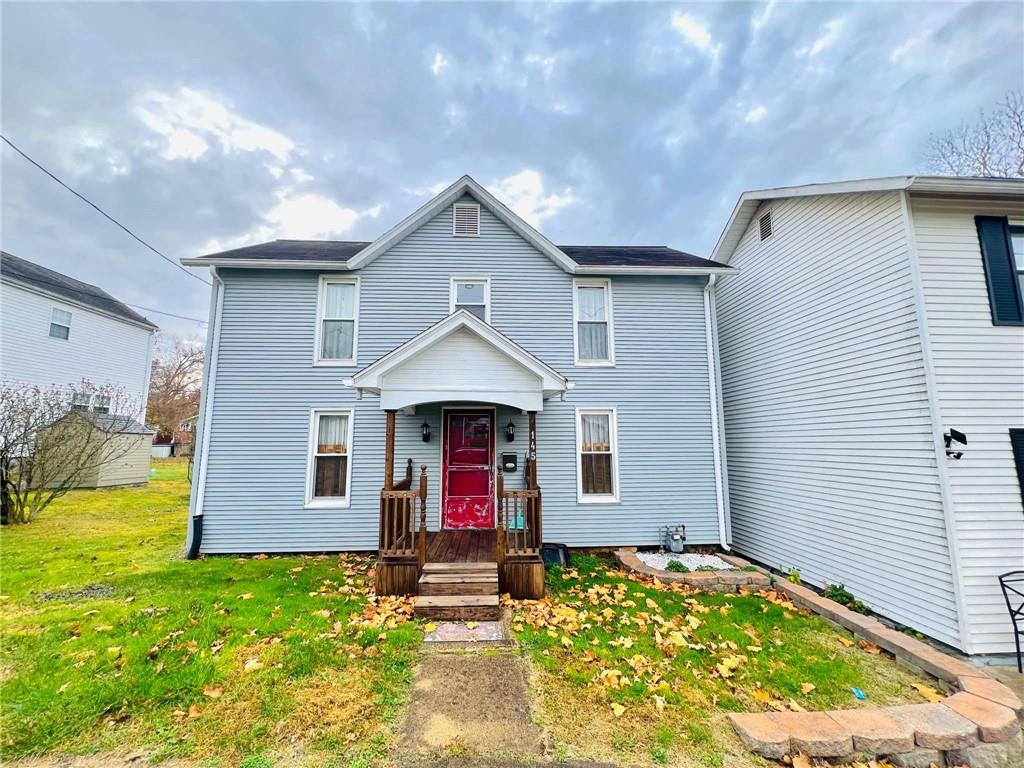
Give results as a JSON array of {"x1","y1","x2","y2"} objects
[{"x1": 2, "y1": 2, "x2": 1021, "y2": 338}]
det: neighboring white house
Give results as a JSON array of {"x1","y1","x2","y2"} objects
[
  {"x1": 711, "y1": 176, "x2": 1024, "y2": 656},
  {"x1": 0, "y1": 251, "x2": 158, "y2": 486}
]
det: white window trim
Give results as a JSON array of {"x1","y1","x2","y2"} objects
[
  {"x1": 575, "y1": 407, "x2": 620, "y2": 504},
  {"x1": 313, "y1": 275, "x2": 360, "y2": 367},
  {"x1": 452, "y1": 202, "x2": 481, "y2": 237},
  {"x1": 572, "y1": 278, "x2": 615, "y2": 367},
  {"x1": 49, "y1": 307, "x2": 72, "y2": 340},
  {"x1": 449, "y1": 276, "x2": 491, "y2": 323},
  {"x1": 304, "y1": 408, "x2": 355, "y2": 509}
]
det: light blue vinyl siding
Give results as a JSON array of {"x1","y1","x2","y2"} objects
[{"x1": 197, "y1": 195, "x2": 719, "y2": 552}]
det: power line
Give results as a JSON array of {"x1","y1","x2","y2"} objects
[
  {"x1": 126, "y1": 304, "x2": 206, "y2": 325},
  {"x1": 1, "y1": 135, "x2": 211, "y2": 287}
]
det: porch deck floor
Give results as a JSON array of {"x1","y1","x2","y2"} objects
[{"x1": 425, "y1": 529, "x2": 497, "y2": 563}]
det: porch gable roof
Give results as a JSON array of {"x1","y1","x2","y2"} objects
[{"x1": 345, "y1": 310, "x2": 571, "y2": 411}]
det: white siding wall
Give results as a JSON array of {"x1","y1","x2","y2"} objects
[
  {"x1": 0, "y1": 282, "x2": 153, "y2": 408},
  {"x1": 716, "y1": 191, "x2": 963, "y2": 649},
  {"x1": 911, "y1": 194, "x2": 1024, "y2": 655}
]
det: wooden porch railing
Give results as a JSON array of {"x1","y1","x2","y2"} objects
[
  {"x1": 379, "y1": 464, "x2": 428, "y2": 565},
  {"x1": 496, "y1": 468, "x2": 542, "y2": 565},
  {"x1": 392, "y1": 458, "x2": 414, "y2": 491}
]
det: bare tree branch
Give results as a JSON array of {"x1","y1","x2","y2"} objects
[
  {"x1": 146, "y1": 336, "x2": 204, "y2": 438},
  {"x1": 925, "y1": 90, "x2": 1024, "y2": 178}
]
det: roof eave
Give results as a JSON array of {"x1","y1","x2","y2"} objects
[
  {"x1": 573, "y1": 264, "x2": 735, "y2": 275},
  {"x1": 179, "y1": 257, "x2": 355, "y2": 270},
  {"x1": 1, "y1": 275, "x2": 159, "y2": 331}
]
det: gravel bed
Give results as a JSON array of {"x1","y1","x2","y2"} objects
[{"x1": 635, "y1": 552, "x2": 735, "y2": 571}]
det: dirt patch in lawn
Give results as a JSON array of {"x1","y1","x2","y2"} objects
[{"x1": 398, "y1": 652, "x2": 544, "y2": 757}]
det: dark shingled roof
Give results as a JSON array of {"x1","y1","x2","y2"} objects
[
  {"x1": 1, "y1": 251, "x2": 158, "y2": 329},
  {"x1": 192, "y1": 240, "x2": 728, "y2": 269},
  {"x1": 557, "y1": 245, "x2": 726, "y2": 269},
  {"x1": 88, "y1": 413, "x2": 155, "y2": 435}
]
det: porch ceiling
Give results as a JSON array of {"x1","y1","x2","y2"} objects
[{"x1": 345, "y1": 310, "x2": 571, "y2": 411}]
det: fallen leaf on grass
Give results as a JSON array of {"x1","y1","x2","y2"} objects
[
  {"x1": 652, "y1": 694, "x2": 667, "y2": 712},
  {"x1": 837, "y1": 636, "x2": 855, "y2": 647},
  {"x1": 58, "y1": 682, "x2": 71, "y2": 694},
  {"x1": 858, "y1": 640, "x2": 881, "y2": 655},
  {"x1": 610, "y1": 702, "x2": 626, "y2": 718},
  {"x1": 912, "y1": 683, "x2": 944, "y2": 703},
  {"x1": 187, "y1": 704, "x2": 202, "y2": 718},
  {"x1": 107, "y1": 646, "x2": 122, "y2": 656},
  {"x1": 243, "y1": 657, "x2": 263, "y2": 673},
  {"x1": 202, "y1": 685, "x2": 223, "y2": 698},
  {"x1": 792, "y1": 754, "x2": 812, "y2": 768},
  {"x1": 800, "y1": 682, "x2": 816, "y2": 694},
  {"x1": 237, "y1": 593, "x2": 254, "y2": 600}
]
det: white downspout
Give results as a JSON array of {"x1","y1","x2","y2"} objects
[{"x1": 704, "y1": 275, "x2": 729, "y2": 549}]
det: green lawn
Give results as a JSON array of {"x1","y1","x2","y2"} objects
[
  {"x1": 0, "y1": 459, "x2": 419, "y2": 767},
  {"x1": 509, "y1": 555, "x2": 932, "y2": 768},
  {"x1": 2, "y1": 459, "x2": 938, "y2": 768}
]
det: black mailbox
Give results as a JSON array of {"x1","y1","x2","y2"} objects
[{"x1": 501, "y1": 452, "x2": 518, "y2": 472}]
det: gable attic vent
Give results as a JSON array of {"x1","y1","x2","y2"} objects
[
  {"x1": 759, "y1": 210, "x2": 773, "y2": 241},
  {"x1": 453, "y1": 203, "x2": 481, "y2": 237}
]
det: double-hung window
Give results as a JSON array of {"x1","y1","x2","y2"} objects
[
  {"x1": 306, "y1": 409, "x2": 353, "y2": 507},
  {"x1": 450, "y1": 278, "x2": 490, "y2": 321},
  {"x1": 71, "y1": 392, "x2": 91, "y2": 411},
  {"x1": 49, "y1": 308, "x2": 72, "y2": 340},
  {"x1": 1010, "y1": 225, "x2": 1024, "y2": 300},
  {"x1": 576, "y1": 408, "x2": 619, "y2": 502},
  {"x1": 573, "y1": 279, "x2": 614, "y2": 365},
  {"x1": 92, "y1": 395, "x2": 111, "y2": 414},
  {"x1": 315, "y1": 277, "x2": 358, "y2": 365}
]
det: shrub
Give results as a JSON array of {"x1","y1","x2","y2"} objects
[
  {"x1": 822, "y1": 583, "x2": 870, "y2": 614},
  {"x1": 787, "y1": 568, "x2": 801, "y2": 584},
  {"x1": 665, "y1": 560, "x2": 689, "y2": 573}
]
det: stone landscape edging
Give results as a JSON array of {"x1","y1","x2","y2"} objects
[
  {"x1": 613, "y1": 548, "x2": 1024, "y2": 767},
  {"x1": 613, "y1": 548, "x2": 771, "y2": 592}
]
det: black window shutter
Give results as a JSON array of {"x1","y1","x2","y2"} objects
[
  {"x1": 975, "y1": 216, "x2": 1024, "y2": 325},
  {"x1": 1011, "y1": 429, "x2": 1024, "y2": 507}
]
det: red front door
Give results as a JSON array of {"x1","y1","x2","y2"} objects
[{"x1": 442, "y1": 410, "x2": 494, "y2": 529}]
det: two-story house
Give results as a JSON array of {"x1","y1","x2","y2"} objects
[
  {"x1": 711, "y1": 176, "x2": 1024, "y2": 656},
  {"x1": 0, "y1": 251, "x2": 158, "y2": 487},
  {"x1": 181, "y1": 175, "x2": 734, "y2": 617}
]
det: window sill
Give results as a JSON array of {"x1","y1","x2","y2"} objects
[
  {"x1": 313, "y1": 359, "x2": 357, "y2": 368},
  {"x1": 577, "y1": 495, "x2": 620, "y2": 505},
  {"x1": 304, "y1": 499, "x2": 351, "y2": 509},
  {"x1": 573, "y1": 360, "x2": 616, "y2": 368}
]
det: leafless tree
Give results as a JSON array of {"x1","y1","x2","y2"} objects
[
  {"x1": 0, "y1": 379, "x2": 142, "y2": 524},
  {"x1": 925, "y1": 91, "x2": 1024, "y2": 178},
  {"x1": 146, "y1": 336, "x2": 204, "y2": 438}
]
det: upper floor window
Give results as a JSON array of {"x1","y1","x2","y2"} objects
[
  {"x1": 573, "y1": 279, "x2": 615, "y2": 366},
  {"x1": 315, "y1": 276, "x2": 359, "y2": 365},
  {"x1": 71, "y1": 392, "x2": 91, "y2": 411},
  {"x1": 49, "y1": 308, "x2": 71, "y2": 340},
  {"x1": 1010, "y1": 225, "x2": 1024, "y2": 299},
  {"x1": 450, "y1": 278, "x2": 490, "y2": 322},
  {"x1": 92, "y1": 395, "x2": 111, "y2": 414}
]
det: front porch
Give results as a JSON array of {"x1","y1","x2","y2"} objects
[{"x1": 345, "y1": 311, "x2": 567, "y2": 609}]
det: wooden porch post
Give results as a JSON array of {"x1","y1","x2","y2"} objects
[
  {"x1": 528, "y1": 411, "x2": 537, "y2": 489},
  {"x1": 418, "y1": 465, "x2": 428, "y2": 570},
  {"x1": 384, "y1": 409, "x2": 396, "y2": 491}
]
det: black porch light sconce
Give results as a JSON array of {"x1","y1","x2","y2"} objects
[
  {"x1": 421, "y1": 420, "x2": 431, "y2": 443},
  {"x1": 505, "y1": 418, "x2": 515, "y2": 442}
]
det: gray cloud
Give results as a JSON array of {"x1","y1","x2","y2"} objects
[{"x1": 2, "y1": 1, "x2": 1021, "y2": 336}]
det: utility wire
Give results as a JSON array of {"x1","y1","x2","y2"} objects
[
  {"x1": 1, "y1": 134, "x2": 211, "y2": 287},
  {"x1": 126, "y1": 304, "x2": 206, "y2": 324}
]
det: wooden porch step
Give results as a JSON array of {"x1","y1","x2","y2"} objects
[
  {"x1": 414, "y1": 594, "x2": 501, "y2": 621},
  {"x1": 421, "y1": 562, "x2": 497, "y2": 574},
  {"x1": 419, "y1": 573, "x2": 499, "y2": 596}
]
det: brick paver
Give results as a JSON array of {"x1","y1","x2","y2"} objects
[{"x1": 943, "y1": 692, "x2": 1021, "y2": 743}]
